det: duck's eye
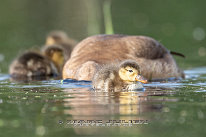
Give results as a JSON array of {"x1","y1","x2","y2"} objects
[{"x1": 128, "y1": 69, "x2": 133, "y2": 73}]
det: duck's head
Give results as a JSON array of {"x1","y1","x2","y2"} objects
[
  {"x1": 118, "y1": 60, "x2": 147, "y2": 84},
  {"x1": 42, "y1": 45, "x2": 65, "y2": 69},
  {"x1": 46, "y1": 31, "x2": 68, "y2": 45}
]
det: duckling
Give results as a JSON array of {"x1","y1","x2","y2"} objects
[
  {"x1": 45, "y1": 30, "x2": 77, "y2": 60},
  {"x1": 42, "y1": 45, "x2": 65, "y2": 73},
  {"x1": 9, "y1": 51, "x2": 58, "y2": 78},
  {"x1": 63, "y1": 34, "x2": 184, "y2": 81},
  {"x1": 92, "y1": 60, "x2": 147, "y2": 91},
  {"x1": 46, "y1": 30, "x2": 77, "y2": 46}
]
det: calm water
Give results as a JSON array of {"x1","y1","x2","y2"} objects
[
  {"x1": 1, "y1": 0, "x2": 206, "y2": 136},
  {"x1": 0, "y1": 67, "x2": 206, "y2": 137}
]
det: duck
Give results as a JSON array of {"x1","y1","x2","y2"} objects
[
  {"x1": 41, "y1": 45, "x2": 65, "y2": 73},
  {"x1": 45, "y1": 30, "x2": 78, "y2": 61},
  {"x1": 9, "y1": 51, "x2": 59, "y2": 78},
  {"x1": 92, "y1": 60, "x2": 147, "y2": 91},
  {"x1": 9, "y1": 31, "x2": 76, "y2": 80},
  {"x1": 62, "y1": 34, "x2": 185, "y2": 81}
]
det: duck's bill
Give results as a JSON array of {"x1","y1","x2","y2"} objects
[{"x1": 135, "y1": 75, "x2": 147, "y2": 84}]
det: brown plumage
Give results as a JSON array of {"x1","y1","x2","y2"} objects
[
  {"x1": 63, "y1": 34, "x2": 184, "y2": 80},
  {"x1": 9, "y1": 51, "x2": 58, "y2": 78},
  {"x1": 92, "y1": 60, "x2": 147, "y2": 91}
]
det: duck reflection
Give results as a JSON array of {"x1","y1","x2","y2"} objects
[
  {"x1": 60, "y1": 83, "x2": 178, "y2": 135},
  {"x1": 62, "y1": 88, "x2": 151, "y2": 135},
  {"x1": 63, "y1": 89, "x2": 148, "y2": 116}
]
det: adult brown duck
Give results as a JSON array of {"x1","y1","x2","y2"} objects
[{"x1": 62, "y1": 34, "x2": 184, "y2": 81}]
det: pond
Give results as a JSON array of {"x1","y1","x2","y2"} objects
[
  {"x1": 0, "y1": 67, "x2": 206, "y2": 137},
  {"x1": 1, "y1": 0, "x2": 206, "y2": 137}
]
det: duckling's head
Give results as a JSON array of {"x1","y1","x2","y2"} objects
[
  {"x1": 42, "y1": 45, "x2": 65, "y2": 70},
  {"x1": 46, "y1": 31, "x2": 68, "y2": 45},
  {"x1": 118, "y1": 60, "x2": 147, "y2": 84}
]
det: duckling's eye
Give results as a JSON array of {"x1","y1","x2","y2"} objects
[{"x1": 128, "y1": 69, "x2": 133, "y2": 73}]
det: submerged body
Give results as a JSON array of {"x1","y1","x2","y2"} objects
[{"x1": 63, "y1": 34, "x2": 184, "y2": 80}]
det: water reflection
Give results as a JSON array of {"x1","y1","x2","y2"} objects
[
  {"x1": 63, "y1": 89, "x2": 147, "y2": 115},
  {"x1": 1, "y1": 67, "x2": 206, "y2": 136},
  {"x1": 9, "y1": 76, "x2": 60, "y2": 83},
  {"x1": 62, "y1": 89, "x2": 147, "y2": 135},
  {"x1": 59, "y1": 82, "x2": 181, "y2": 135},
  {"x1": 62, "y1": 86, "x2": 176, "y2": 117}
]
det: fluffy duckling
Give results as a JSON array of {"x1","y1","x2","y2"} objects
[
  {"x1": 42, "y1": 45, "x2": 65, "y2": 73},
  {"x1": 92, "y1": 60, "x2": 147, "y2": 91},
  {"x1": 45, "y1": 30, "x2": 77, "y2": 60},
  {"x1": 63, "y1": 34, "x2": 184, "y2": 81},
  {"x1": 46, "y1": 30, "x2": 77, "y2": 46},
  {"x1": 9, "y1": 51, "x2": 58, "y2": 78}
]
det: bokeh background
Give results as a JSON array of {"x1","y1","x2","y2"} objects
[
  {"x1": 0, "y1": 0, "x2": 205, "y2": 73},
  {"x1": 1, "y1": 1, "x2": 206, "y2": 137}
]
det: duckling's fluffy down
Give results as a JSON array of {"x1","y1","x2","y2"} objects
[
  {"x1": 9, "y1": 51, "x2": 58, "y2": 77},
  {"x1": 92, "y1": 60, "x2": 144, "y2": 91},
  {"x1": 92, "y1": 63, "x2": 123, "y2": 91}
]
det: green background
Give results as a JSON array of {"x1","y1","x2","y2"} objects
[
  {"x1": 1, "y1": 1, "x2": 206, "y2": 137},
  {"x1": 0, "y1": 0, "x2": 206, "y2": 73}
]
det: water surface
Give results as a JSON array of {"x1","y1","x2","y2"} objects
[{"x1": 0, "y1": 67, "x2": 206, "y2": 137}]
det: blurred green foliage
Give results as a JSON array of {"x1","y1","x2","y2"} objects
[{"x1": 0, "y1": 0, "x2": 206, "y2": 73}]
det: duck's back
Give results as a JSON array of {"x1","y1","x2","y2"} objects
[
  {"x1": 71, "y1": 34, "x2": 167, "y2": 61},
  {"x1": 63, "y1": 34, "x2": 184, "y2": 80}
]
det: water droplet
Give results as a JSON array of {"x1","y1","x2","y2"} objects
[
  {"x1": 180, "y1": 110, "x2": 187, "y2": 117},
  {"x1": 197, "y1": 110, "x2": 204, "y2": 119},
  {"x1": 193, "y1": 27, "x2": 205, "y2": 41},
  {"x1": 162, "y1": 107, "x2": 170, "y2": 112},
  {"x1": 0, "y1": 54, "x2": 4, "y2": 62},
  {"x1": 22, "y1": 97, "x2": 27, "y2": 100},
  {"x1": 178, "y1": 117, "x2": 185, "y2": 124},
  {"x1": 198, "y1": 47, "x2": 206, "y2": 56},
  {"x1": 36, "y1": 126, "x2": 46, "y2": 136},
  {"x1": 41, "y1": 108, "x2": 46, "y2": 113},
  {"x1": 189, "y1": 99, "x2": 194, "y2": 102}
]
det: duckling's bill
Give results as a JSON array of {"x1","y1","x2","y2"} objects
[{"x1": 135, "y1": 75, "x2": 147, "y2": 84}]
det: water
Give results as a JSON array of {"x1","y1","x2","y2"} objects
[
  {"x1": 1, "y1": 0, "x2": 206, "y2": 136},
  {"x1": 0, "y1": 67, "x2": 206, "y2": 137}
]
